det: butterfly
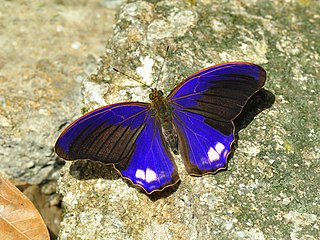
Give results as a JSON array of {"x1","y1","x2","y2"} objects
[{"x1": 55, "y1": 62, "x2": 266, "y2": 194}]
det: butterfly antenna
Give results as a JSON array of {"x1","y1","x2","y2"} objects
[
  {"x1": 155, "y1": 46, "x2": 170, "y2": 88},
  {"x1": 112, "y1": 67, "x2": 151, "y2": 89}
]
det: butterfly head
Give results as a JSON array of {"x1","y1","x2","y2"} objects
[{"x1": 149, "y1": 88, "x2": 164, "y2": 101}]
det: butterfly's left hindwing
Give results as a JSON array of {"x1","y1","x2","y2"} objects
[{"x1": 168, "y1": 62, "x2": 266, "y2": 175}]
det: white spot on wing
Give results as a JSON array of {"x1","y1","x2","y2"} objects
[
  {"x1": 215, "y1": 142, "x2": 225, "y2": 155},
  {"x1": 135, "y1": 169, "x2": 145, "y2": 180},
  {"x1": 135, "y1": 168, "x2": 158, "y2": 183},
  {"x1": 146, "y1": 168, "x2": 157, "y2": 183},
  {"x1": 208, "y1": 142, "x2": 226, "y2": 162},
  {"x1": 208, "y1": 147, "x2": 219, "y2": 162}
]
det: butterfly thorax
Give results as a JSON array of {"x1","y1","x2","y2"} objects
[{"x1": 149, "y1": 89, "x2": 178, "y2": 154}]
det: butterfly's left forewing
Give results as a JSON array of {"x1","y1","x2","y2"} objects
[{"x1": 168, "y1": 62, "x2": 266, "y2": 175}]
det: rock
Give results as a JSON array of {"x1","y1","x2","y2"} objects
[
  {"x1": 0, "y1": 1, "x2": 116, "y2": 185},
  {"x1": 56, "y1": 0, "x2": 319, "y2": 239},
  {"x1": 0, "y1": 1, "x2": 118, "y2": 238}
]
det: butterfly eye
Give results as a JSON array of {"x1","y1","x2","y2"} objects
[
  {"x1": 158, "y1": 90, "x2": 164, "y2": 97},
  {"x1": 149, "y1": 93, "x2": 154, "y2": 100}
]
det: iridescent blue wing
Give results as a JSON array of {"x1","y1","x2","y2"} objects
[
  {"x1": 55, "y1": 103, "x2": 148, "y2": 163},
  {"x1": 114, "y1": 115, "x2": 179, "y2": 193},
  {"x1": 55, "y1": 103, "x2": 179, "y2": 193},
  {"x1": 168, "y1": 62, "x2": 266, "y2": 175}
]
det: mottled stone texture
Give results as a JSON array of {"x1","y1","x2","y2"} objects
[
  {"x1": 58, "y1": 0, "x2": 319, "y2": 239},
  {"x1": 0, "y1": 1, "x2": 116, "y2": 184}
]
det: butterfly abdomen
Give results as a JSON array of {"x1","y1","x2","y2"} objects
[
  {"x1": 161, "y1": 121, "x2": 178, "y2": 155},
  {"x1": 150, "y1": 89, "x2": 179, "y2": 154}
]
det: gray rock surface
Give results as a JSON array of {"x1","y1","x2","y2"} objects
[
  {"x1": 57, "y1": 0, "x2": 319, "y2": 239},
  {"x1": 3, "y1": 0, "x2": 317, "y2": 239},
  {"x1": 0, "y1": 1, "x2": 117, "y2": 184}
]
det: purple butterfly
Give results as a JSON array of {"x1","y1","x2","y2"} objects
[{"x1": 55, "y1": 62, "x2": 266, "y2": 194}]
